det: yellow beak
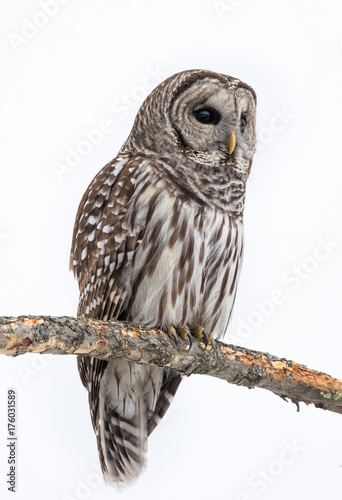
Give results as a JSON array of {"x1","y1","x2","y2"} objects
[{"x1": 227, "y1": 131, "x2": 236, "y2": 155}]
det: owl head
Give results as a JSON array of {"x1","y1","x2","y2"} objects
[{"x1": 123, "y1": 69, "x2": 257, "y2": 177}]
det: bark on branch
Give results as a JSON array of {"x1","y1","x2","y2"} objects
[{"x1": 1, "y1": 315, "x2": 342, "y2": 415}]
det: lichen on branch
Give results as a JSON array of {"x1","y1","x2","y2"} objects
[{"x1": 1, "y1": 315, "x2": 342, "y2": 415}]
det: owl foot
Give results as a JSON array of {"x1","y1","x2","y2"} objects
[
  {"x1": 166, "y1": 325, "x2": 213, "y2": 349},
  {"x1": 166, "y1": 326, "x2": 192, "y2": 349}
]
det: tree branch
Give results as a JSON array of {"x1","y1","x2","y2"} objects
[{"x1": 1, "y1": 315, "x2": 342, "y2": 414}]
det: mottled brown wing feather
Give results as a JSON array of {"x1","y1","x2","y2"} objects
[
  {"x1": 70, "y1": 154, "x2": 143, "y2": 322},
  {"x1": 77, "y1": 356, "x2": 108, "y2": 427},
  {"x1": 147, "y1": 370, "x2": 182, "y2": 436},
  {"x1": 71, "y1": 154, "x2": 143, "y2": 415}
]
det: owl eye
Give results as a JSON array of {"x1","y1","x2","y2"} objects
[
  {"x1": 240, "y1": 115, "x2": 247, "y2": 133},
  {"x1": 193, "y1": 107, "x2": 221, "y2": 125}
]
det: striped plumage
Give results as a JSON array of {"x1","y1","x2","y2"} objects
[{"x1": 70, "y1": 69, "x2": 256, "y2": 485}]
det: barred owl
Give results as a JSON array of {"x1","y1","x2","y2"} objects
[{"x1": 70, "y1": 69, "x2": 256, "y2": 485}]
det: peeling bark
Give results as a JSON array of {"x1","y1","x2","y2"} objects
[{"x1": 1, "y1": 315, "x2": 342, "y2": 414}]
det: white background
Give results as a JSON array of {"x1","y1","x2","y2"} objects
[{"x1": 1, "y1": 1, "x2": 342, "y2": 499}]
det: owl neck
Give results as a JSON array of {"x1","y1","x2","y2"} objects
[
  {"x1": 189, "y1": 161, "x2": 247, "y2": 216},
  {"x1": 152, "y1": 155, "x2": 248, "y2": 217},
  {"x1": 119, "y1": 139, "x2": 249, "y2": 216}
]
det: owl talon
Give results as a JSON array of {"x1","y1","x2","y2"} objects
[
  {"x1": 178, "y1": 326, "x2": 190, "y2": 340},
  {"x1": 167, "y1": 326, "x2": 178, "y2": 346},
  {"x1": 172, "y1": 334, "x2": 178, "y2": 346},
  {"x1": 190, "y1": 326, "x2": 213, "y2": 347},
  {"x1": 186, "y1": 332, "x2": 192, "y2": 350}
]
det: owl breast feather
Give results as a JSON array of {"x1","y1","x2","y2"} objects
[{"x1": 124, "y1": 177, "x2": 244, "y2": 339}]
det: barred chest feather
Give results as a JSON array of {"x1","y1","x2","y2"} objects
[{"x1": 124, "y1": 166, "x2": 244, "y2": 339}]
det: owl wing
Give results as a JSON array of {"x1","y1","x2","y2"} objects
[
  {"x1": 70, "y1": 155, "x2": 145, "y2": 408},
  {"x1": 70, "y1": 154, "x2": 146, "y2": 323},
  {"x1": 147, "y1": 369, "x2": 182, "y2": 436}
]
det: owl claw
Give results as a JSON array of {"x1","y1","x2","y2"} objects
[
  {"x1": 186, "y1": 332, "x2": 193, "y2": 350},
  {"x1": 202, "y1": 331, "x2": 209, "y2": 348},
  {"x1": 190, "y1": 326, "x2": 213, "y2": 348},
  {"x1": 167, "y1": 326, "x2": 178, "y2": 346},
  {"x1": 205, "y1": 332, "x2": 214, "y2": 347},
  {"x1": 171, "y1": 332, "x2": 178, "y2": 347}
]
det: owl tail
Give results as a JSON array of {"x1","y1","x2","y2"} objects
[
  {"x1": 98, "y1": 398, "x2": 148, "y2": 484},
  {"x1": 96, "y1": 360, "x2": 149, "y2": 485},
  {"x1": 84, "y1": 358, "x2": 182, "y2": 485}
]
